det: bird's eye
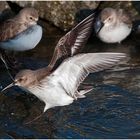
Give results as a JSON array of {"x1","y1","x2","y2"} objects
[
  {"x1": 108, "y1": 18, "x2": 112, "y2": 21},
  {"x1": 30, "y1": 17, "x2": 33, "y2": 20},
  {"x1": 18, "y1": 78, "x2": 23, "y2": 82}
]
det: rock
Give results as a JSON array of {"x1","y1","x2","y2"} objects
[
  {"x1": 0, "y1": 9, "x2": 15, "y2": 22},
  {"x1": 8, "y1": 1, "x2": 140, "y2": 31},
  {"x1": 10, "y1": 1, "x2": 100, "y2": 31},
  {"x1": 132, "y1": 1, "x2": 140, "y2": 15},
  {"x1": 0, "y1": 1, "x2": 10, "y2": 12},
  {"x1": 0, "y1": 2, "x2": 14, "y2": 22}
]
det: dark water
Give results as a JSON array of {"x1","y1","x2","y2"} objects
[{"x1": 0, "y1": 21, "x2": 140, "y2": 138}]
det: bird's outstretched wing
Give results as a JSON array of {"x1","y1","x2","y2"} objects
[
  {"x1": 50, "y1": 53, "x2": 126, "y2": 98},
  {"x1": 48, "y1": 13, "x2": 95, "y2": 70},
  {"x1": 0, "y1": 19, "x2": 26, "y2": 41}
]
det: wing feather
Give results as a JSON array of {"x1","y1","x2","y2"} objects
[
  {"x1": 48, "y1": 13, "x2": 95, "y2": 70},
  {"x1": 118, "y1": 9, "x2": 132, "y2": 28},
  {"x1": 49, "y1": 53, "x2": 126, "y2": 97},
  {"x1": 0, "y1": 19, "x2": 27, "y2": 41}
]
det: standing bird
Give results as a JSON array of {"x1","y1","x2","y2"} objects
[
  {"x1": 2, "y1": 53, "x2": 126, "y2": 113},
  {"x1": 94, "y1": 7, "x2": 132, "y2": 43},
  {"x1": 0, "y1": 7, "x2": 42, "y2": 69}
]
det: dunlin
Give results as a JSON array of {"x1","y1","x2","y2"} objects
[
  {"x1": 94, "y1": 7, "x2": 132, "y2": 43},
  {"x1": 0, "y1": 7, "x2": 42, "y2": 51},
  {"x1": 0, "y1": 7, "x2": 42, "y2": 69},
  {"x1": 2, "y1": 53, "x2": 126, "y2": 113}
]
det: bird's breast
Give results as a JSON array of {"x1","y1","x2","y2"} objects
[
  {"x1": 98, "y1": 23, "x2": 132, "y2": 43},
  {"x1": 28, "y1": 83, "x2": 74, "y2": 108}
]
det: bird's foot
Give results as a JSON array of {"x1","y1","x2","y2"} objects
[{"x1": 73, "y1": 94, "x2": 78, "y2": 100}]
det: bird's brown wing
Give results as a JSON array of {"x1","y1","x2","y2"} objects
[
  {"x1": 0, "y1": 19, "x2": 26, "y2": 41},
  {"x1": 48, "y1": 13, "x2": 95, "y2": 70},
  {"x1": 118, "y1": 9, "x2": 132, "y2": 28}
]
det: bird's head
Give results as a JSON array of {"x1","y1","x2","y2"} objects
[
  {"x1": 2, "y1": 69, "x2": 37, "y2": 92},
  {"x1": 94, "y1": 8, "x2": 117, "y2": 33},
  {"x1": 19, "y1": 7, "x2": 39, "y2": 26}
]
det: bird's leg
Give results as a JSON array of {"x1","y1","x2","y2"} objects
[
  {"x1": 80, "y1": 82, "x2": 94, "y2": 91},
  {"x1": 73, "y1": 91, "x2": 78, "y2": 100},
  {"x1": 75, "y1": 87, "x2": 93, "y2": 99},
  {"x1": 81, "y1": 82, "x2": 93, "y2": 86}
]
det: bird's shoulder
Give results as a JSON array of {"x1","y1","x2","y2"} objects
[
  {"x1": 118, "y1": 9, "x2": 132, "y2": 28},
  {"x1": 0, "y1": 19, "x2": 27, "y2": 41}
]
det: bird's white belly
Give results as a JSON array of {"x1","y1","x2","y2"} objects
[
  {"x1": 29, "y1": 85, "x2": 74, "y2": 109},
  {"x1": 0, "y1": 25, "x2": 42, "y2": 51},
  {"x1": 99, "y1": 24, "x2": 131, "y2": 43}
]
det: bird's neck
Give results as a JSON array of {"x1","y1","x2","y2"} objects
[
  {"x1": 13, "y1": 14, "x2": 22, "y2": 21},
  {"x1": 35, "y1": 66, "x2": 52, "y2": 82},
  {"x1": 13, "y1": 14, "x2": 28, "y2": 25}
]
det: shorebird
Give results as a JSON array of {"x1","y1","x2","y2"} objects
[
  {"x1": 94, "y1": 7, "x2": 132, "y2": 43},
  {"x1": 2, "y1": 53, "x2": 126, "y2": 113},
  {"x1": 0, "y1": 7, "x2": 42, "y2": 69},
  {"x1": 0, "y1": 7, "x2": 42, "y2": 51}
]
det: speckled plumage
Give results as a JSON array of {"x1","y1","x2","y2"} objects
[
  {"x1": 0, "y1": 25, "x2": 42, "y2": 51},
  {"x1": 0, "y1": 7, "x2": 38, "y2": 42}
]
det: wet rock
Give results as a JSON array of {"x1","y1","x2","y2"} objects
[
  {"x1": 0, "y1": 2, "x2": 14, "y2": 22},
  {"x1": 0, "y1": 1, "x2": 10, "y2": 12},
  {"x1": 132, "y1": 2, "x2": 140, "y2": 16},
  {"x1": 10, "y1": 1, "x2": 100, "y2": 31},
  {"x1": 0, "y1": 131, "x2": 14, "y2": 139}
]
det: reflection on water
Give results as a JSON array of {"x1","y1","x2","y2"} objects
[{"x1": 0, "y1": 20, "x2": 140, "y2": 138}]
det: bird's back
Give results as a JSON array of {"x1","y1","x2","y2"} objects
[{"x1": 0, "y1": 19, "x2": 27, "y2": 42}]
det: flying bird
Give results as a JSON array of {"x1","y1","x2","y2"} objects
[{"x1": 2, "y1": 53, "x2": 126, "y2": 113}]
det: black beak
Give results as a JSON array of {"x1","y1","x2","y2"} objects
[{"x1": 94, "y1": 17, "x2": 104, "y2": 34}]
